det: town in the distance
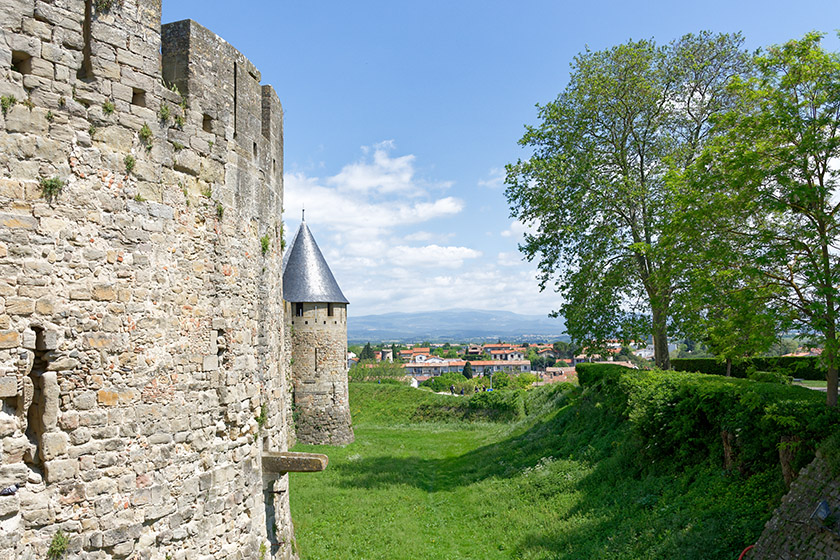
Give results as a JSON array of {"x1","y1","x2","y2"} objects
[{"x1": 347, "y1": 337, "x2": 819, "y2": 391}]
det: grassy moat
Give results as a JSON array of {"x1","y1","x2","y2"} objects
[{"x1": 289, "y1": 379, "x2": 798, "y2": 559}]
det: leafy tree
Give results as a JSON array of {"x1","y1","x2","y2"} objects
[
  {"x1": 688, "y1": 32, "x2": 840, "y2": 405},
  {"x1": 359, "y1": 342, "x2": 375, "y2": 361},
  {"x1": 506, "y1": 32, "x2": 750, "y2": 369},
  {"x1": 463, "y1": 361, "x2": 473, "y2": 379}
]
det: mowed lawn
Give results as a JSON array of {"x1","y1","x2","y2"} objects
[{"x1": 289, "y1": 383, "x2": 780, "y2": 560}]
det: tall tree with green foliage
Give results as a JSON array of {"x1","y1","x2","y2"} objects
[
  {"x1": 360, "y1": 342, "x2": 375, "y2": 361},
  {"x1": 506, "y1": 32, "x2": 750, "y2": 369},
  {"x1": 687, "y1": 32, "x2": 840, "y2": 406},
  {"x1": 462, "y1": 361, "x2": 473, "y2": 379}
]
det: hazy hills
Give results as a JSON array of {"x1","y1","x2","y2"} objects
[{"x1": 348, "y1": 308, "x2": 567, "y2": 344}]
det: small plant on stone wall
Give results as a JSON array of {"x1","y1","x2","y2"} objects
[
  {"x1": 40, "y1": 177, "x2": 64, "y2": 203},
  {"x1": 47, "y1": 529, "x2": 68, "y2": 559},
  {"x1": 95, "y1": 0, "x2": 117, "y2": 13},
  {"x1": 215, "y1": 202, "x2": 224, "y2": 219},
  {"x1": 88, "y1": 124, "x2": 97, "y2": 139},
  {"x1": 124, "y1": 154, "x2": 135, "y2": 174},
  {"x1": 138, "y1": 122, "x2": 153, "y2": 148},
  {"x1": 1, "y1": 95, "x2": 16, "y2": 116},
  {"x1": 58, "y1": 96, "x2": 66, "y2": 108},
  {"x1": 134, "y1": 193, "x2": 146, "y2": 202},
  {"x1": 102, "y1": 100, "x2": 115, "y2": 115},
  {"x1": 22, "y1": 96, "x2": 34, "y2": 111},
  {"x1": 259, "y1": 542, "x2": 267, "y2": 560},
  {"x1": 260, "y1": 234, "x2": 270, "y2": 256},
  {"x1": 255, "y1": 404, "x2": 268, "y2": 430},
  {"x1": 208, "y1": 140, "x2": 214, "y2": 150},
  {"x1": 279, "y1": 222, "x2": 286, "y2": 251},
  {"x1": 158, "y1": 103, "x2": 170, "y2": 122},
  {"x1": 172, "y1": 141, "x2": 184, "y2": 151},
  {"x1": 201, "y1": 185, "x2": 212, "y2": 198},
  {"x1": 46, "y1": 110, "x2": 54, "y2": 122},
  {"x1": 173, "y1": 114, "x2": 185, "y2": 128}
]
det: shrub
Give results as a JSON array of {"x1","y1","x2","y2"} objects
[
  {"x1": 1, "y1": 95, "x2": 17, "y2": 116},
  {"x1": 40, "y1": 177, "x2": 64, "y2": 203},
  {"x1": 576, "y1": 362, "x2": 840, "y2": 475},
  {"x1": 103, "y1": 100, "x2": 115, "y2": 115},
  {"x1": 47, "y1": 529, "x2": 68, "y2": 559},
  {"x1": 467, "y1": 389, "x2": 525, "y2": 421},
  {"x1": 138, "y1": 122, "x2": 152, "y2": 146},
  {"x1": 159, "y1": 103, "x2": 171, "y2": 122},
  {"x1": 260, "y1": 234, "x2": 270, "y2": 255},
  {"x1": 124, "y1": 154, "x2": 135, "y2": 174},
  {"x1": 747, "y1": 369, "x2": 792, "y2": 385},
  {"x1": 671, "y1": 357, "x2": 825, "y2": 380}
]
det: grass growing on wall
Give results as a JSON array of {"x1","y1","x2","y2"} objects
[{"x1": 290, "y1": 381, "x2": 796, "y2": 559}]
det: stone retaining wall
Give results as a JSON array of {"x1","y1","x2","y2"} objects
[{"x1": 751, "y1": 452, "x2": 840, "y2": 559}]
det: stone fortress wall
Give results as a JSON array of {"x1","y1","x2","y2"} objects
[
  {"x1": 285, "y1": 301, "x2": 353, "y2": 446},
  {"x1": 0, "y1": 1, "x2": 295, "y2": 558}
]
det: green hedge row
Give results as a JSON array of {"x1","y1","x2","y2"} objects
[
  {"x1": 577, "y1": 363, "x2": 840, "y2": 475},
  {"x1": 671, "y1": 357, "x2": 824, "y2": 380}
]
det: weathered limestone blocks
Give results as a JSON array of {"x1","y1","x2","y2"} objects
[{"x1": 0, "y1": 0, "x2": 294, "y2": 559}]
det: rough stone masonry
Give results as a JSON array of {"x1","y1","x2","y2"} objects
[{"x1": 0, "y1": 1, "x2": 309, "y2": 558}]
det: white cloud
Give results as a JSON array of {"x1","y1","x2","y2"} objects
[
  {"x1": 501, "y1": 219, "x2": 530, "y2": 238},
  {"x1": 478, "y1": 167, "x2": 505, "y2": 189},
  {"x1": 497, "y1": 252, "x2": 522, "y2": 267},
  {"x1": 283, "y1": 143, "x2": 560, "y2": 317},
  {"x1": 388, "y1": 245, "x2": 482, "y2": 268}
]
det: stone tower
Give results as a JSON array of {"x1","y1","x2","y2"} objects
[{"x1": 283, "y1": 220, "x2": 354, "y2": 445}]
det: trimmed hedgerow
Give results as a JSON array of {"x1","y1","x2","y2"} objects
[
  {"x1": 576, "y1": 363, "x2": 840, "y2": 475},
  {"x1": 671, "y1": 357, "x2": 824, "y2": 380}
]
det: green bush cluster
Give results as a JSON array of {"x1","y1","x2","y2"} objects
[
  {"x1": 466, "y1": 389, "x2": 525, "y2": 421},
  {"x1": 671, "y1": 357, "x2": 824, "y2": 380},
  {"x1": 577, "y1": 363, "x2": 840, "y2": 474}
]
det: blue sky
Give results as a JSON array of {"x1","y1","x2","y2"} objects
[{"x1": 163, "y1": 1, "x2": 840, "y2": 317}]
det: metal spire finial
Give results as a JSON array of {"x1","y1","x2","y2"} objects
[{"x1": 302, "y1": 206, "x2": 305, "y2": 222}]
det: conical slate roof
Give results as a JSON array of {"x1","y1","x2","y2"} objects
[{"x1": 282, "y1": 222, "x2": 349, "y2": 304}]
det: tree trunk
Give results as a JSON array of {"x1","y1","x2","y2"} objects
[
  {"x1": 721, "y1": 430, "x2": 737, "y2": 470},
  {"x1": 779, "y1": 435, "x2": 801, "y2": 487},
  {"x1": 823, "y1": 300, "x2": 837, "y2": 407},
  {"x1": 652, "y1": 307, "x2": 670, "y2": 370},
  {"x1": 725, "y1": 358, "x2": 732, "y2": 377},
  {"x1": 825, "y1": 338, "x2": 838, "y2": 408}
]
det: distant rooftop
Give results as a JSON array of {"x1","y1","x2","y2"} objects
[{"x1": 282, "y1": 222, "x2": 349, "y2": 304}]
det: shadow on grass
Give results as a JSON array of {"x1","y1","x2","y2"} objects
[
  {"x1": 324, "y1": 386, "x2": 775, "y2": 560},
  {"x1": 336, "y1": 388, "x2": 623, "y2": 492}
]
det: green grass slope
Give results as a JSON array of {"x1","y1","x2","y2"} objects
[{"x1": 290, "y1": 378, "x2": 819, "y2": 559}]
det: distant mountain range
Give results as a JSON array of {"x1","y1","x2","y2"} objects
[{"x1": 348, "y1": 309, "x2": 567, "y2": 344}]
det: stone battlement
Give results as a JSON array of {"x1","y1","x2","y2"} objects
[{"x1": 0, "y1": 1, "x2": 295, "y2": 558}]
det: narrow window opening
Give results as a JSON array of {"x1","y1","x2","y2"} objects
[
  {"x1": 233, "y1": 61, "x2": 237, "y2": 138},
  {"x1": 131, "y1": 88, "x2": 146, "y2": 107},
  {"x1": 77, "y1": 0, "x2": 93, "y2": 80},
  {"x1": 253, "y1": 142, "x2": 257, "y2": 158},
  {"x1": 272, "y1": 159, "x2": 276, "y2": 174},
  {"x1": 24, "y1": 327, "x2": 47, "y2": 467},
  {"x1": 203, "y1": 114, "x2": 213, "y2": 133},
  {"x1": 11, "y1": 51, "x2": 32, "y2": 75},
  {"x1": 295, "y1": 303, "x2": 303, "y2": 317},
  {"x1": 314, "y1": 348, "x2": 318, "y2": 372},
  {"x1": 327, "y1": 303, "x2": 334, "y2": 317},
  {"x1": 216, "y1": 328, "x2": 227, "y2": 367}
]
